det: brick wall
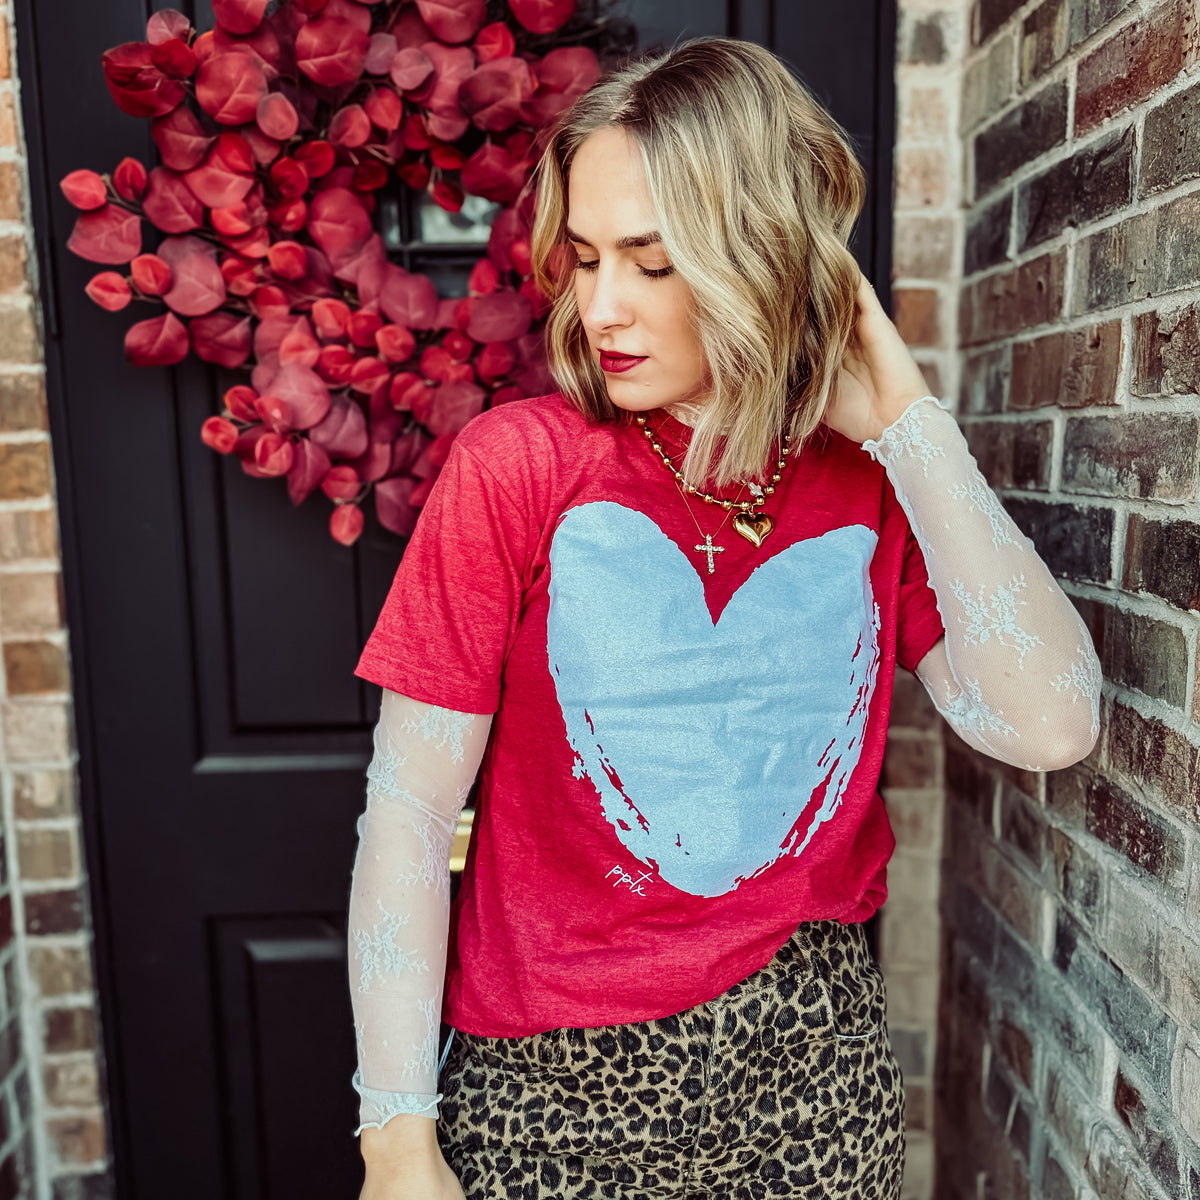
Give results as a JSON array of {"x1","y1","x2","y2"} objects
[
  {"x1": 879, "y1": 1, "x2": 968, "y2": 1197},
  {"x1": 938, "y1": 0, "x2": 1200, "y2": 1195},
  {"x1": 0, "y1": 5, "x2": 111, "y2": 1199}
]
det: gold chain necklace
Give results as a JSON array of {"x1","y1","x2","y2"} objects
[
  {"x1": 636, "y1": 414, "x2": 792, "y2": 548},
  {"x1": 674, "y1": 478, "x2": 742, "y2": 574}
]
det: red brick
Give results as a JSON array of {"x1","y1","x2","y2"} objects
[
  {"x1": 983, "y1": 846, "x2": 1043, "y2": 943},
  {"x1": 47, "y1": 1115, "x2": 105, "y2": 1165},
  {"x1": 900, "y1": 86, "x2": 950, "y2": 142},
  {"x1": 24, "y1": 888, "x2": 84, "y2": 936},
  {"x1": 0, "y1": 163, "x2": 19, "y2": 222},
  {"x1": 44, "y1": 1007, "x2": 96, "y2": 1054},
  {"x1": 0, "y1": 442, "x2": 51, "y2": 500},
  {"x1": 0, "y1": 571, "x2": 62, "y2": 634},
  {"x1": 1122, "y1": 513, "x2": 1200, "y2": 612},
  {"x1": 1004, "y1": 497, "x2": 1114, "y2": 583},
  {"x1": 881, "y1": 731, "x2": 940, "y2": 787},
  {"x1": 906, "y1": 12, "x2": 950, "y2": 62},
  {"x1": 0, "y1": 237, "x2": 25, "y2": 294},
  {"x1": 28, "y1": 946, "x2": 92, "y2": 997},
  {"x1": 13, "y1": 769, "x2": 75, "y2": 819},
  {"x1": 1073, "y1": 192, "x2": 1200, "y2": 314},
  {"x1": 894, "y1": 287, "x2": 942, "y2": 346},
  {"x1": 974, "y1": 80, "x2": 1068, "y2": 196},
  {"x1": 1086, "y1": 774, "x2": 1185, "y2": 884},
  {"x1": 1049, "y1": 826, "x2": 1105, "y2": 927},
  {"x1": 0, "y1": 373, "x2": 44, "y2": 432},
  {"x1": 965, "y1": 195, "x2": 1012, "y2": 275},
  {"x1": 3, "y1": 640, "x2": 68, "y2": 695},
  {"x1": 44, "y1": 1058, "x2": 99, "y2": 1108},
  {"x1": 1021, "y1": 0, "x2": 1069, "y2": 84},
  {"x1": 995, "y1": 1012, "x2": 1034, "y2": 1087},
  {"x1": 0, "y1": 895, "x2": 11, "y2": 952},
  {"x1": 893, "y1": 216, "x2": 955, "y2": 279},
  {"x1": 0, "y1": 305, "x2": 38, "y2": 363},
  {"x1": 896, "y1": 148, "x2": 948, "y2": 210},
  {"x1": 976, "y1": 0, "x2": 1026, "y2": 44},
  {"x1": 0, "y1": 508, "x2": 57, "y2": 561},
  {"x1": 962, "y1": 32, "x2": 1016, "y2": 132},
  {"x1": 964, "y1": 418, "x2": 1053, "y2": 489},
  {"x1": 1141, "y1": 79, "x2": 1200, "y2": 197},
  {"x1": 1133, "y1": 302, "x2": 1200, "y2": 397},
  {"x1": 959, "y1": 251, "x2": 1066, "y2": 347},
  {"x1": 1075, "y1": 0, "x2": 1199, "y2": 136},
  {"x1": 1062, "y1": 413, "x2": 1199, "y2": 499},
  {"x1": 1107, "y1": 700, "x2": 1200, "y2": 820},
  {"x1": 1010, "y1": 321, "x2": 1122, "y2": 410},
  {"x1": 17, "y1": 828, "x2": 76, "y2": 882},
  {"x1": 963, "y1": 346, "x2": 1010, "y2": 414},
  {"x1": 1092, "y1": 604, "x2": 1189, "y2": 708}
]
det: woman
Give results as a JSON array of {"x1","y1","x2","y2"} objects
[{"x1": 348, "y1": 37, "x2": 1101, "y2": 1200}]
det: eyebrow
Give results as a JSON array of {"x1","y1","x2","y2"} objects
[{"x1": 565, "y1": 226, "x2": 663, "y2": 250}]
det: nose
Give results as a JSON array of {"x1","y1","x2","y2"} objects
[{"x1": 577, "y1": 261, "x2": 632, "y2": 335}]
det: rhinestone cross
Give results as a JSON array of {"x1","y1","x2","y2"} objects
[{"x1": 694, "y1": 535, "x2": 725, "y2": 575}]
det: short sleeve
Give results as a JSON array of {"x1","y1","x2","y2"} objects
[
  {"x1": 895, "y1": 520, "x2": 945, "y2": 674},
  {"x1": 355, "y1": 438, "x2": 531, "y2": 714}
]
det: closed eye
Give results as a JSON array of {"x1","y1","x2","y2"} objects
[{"x1": 573, "y1": 259, "x2": 675, "y2": 280}]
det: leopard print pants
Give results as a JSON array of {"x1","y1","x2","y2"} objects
[{"x1": 437, "y1": 919, "x2": 906, "y2": 1198}]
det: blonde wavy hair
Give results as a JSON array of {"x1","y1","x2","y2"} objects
[{"x1": 529, "y1": 36, "x2": 866, "y2": 487}]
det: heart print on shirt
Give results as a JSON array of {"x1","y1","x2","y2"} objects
[{"x1": 547, "y1": 501, "x2": 881, "y2": 898}]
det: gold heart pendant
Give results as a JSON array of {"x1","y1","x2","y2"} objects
[{"x1": 732, "y1": 511, "x2": 774, "y2": 547}]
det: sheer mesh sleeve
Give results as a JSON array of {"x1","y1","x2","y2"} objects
[
  {"x1": 348, "y1": 689, "x2": 491, "y2": 1134},
  {"x1": 862, "y1": 395, "x2": 1102, "y2": 771}
]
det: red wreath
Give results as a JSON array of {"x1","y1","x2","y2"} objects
[{"x1": 61, "y1": 0, "x2": 604, "y2": 545}]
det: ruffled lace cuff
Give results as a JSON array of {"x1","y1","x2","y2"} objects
[{"x1": 352, "y1": 1068, "x2": 440, "y2": 1134}]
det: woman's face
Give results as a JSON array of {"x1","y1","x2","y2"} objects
[{"x1": 566, "y1": 126, "x2": 710, "y2": 417}]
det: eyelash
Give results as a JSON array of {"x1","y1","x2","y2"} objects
[{"x1": 573, "y1": 260, "x2": 675, "y2": 279}]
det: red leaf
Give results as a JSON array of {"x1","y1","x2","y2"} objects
[
  {"x1": 255, "y1": 392, "x2": 293, "y2": 433},
  {"x1": 221, "y1": 254, "x2": 260, "y2": 295},
  {"x1": 477, "y1": 339, "x2": 515, "y2": 381},
  {"x1": 251, "y1": 284, "x2": 290, "y2": 316},
  {"x1": 224, "y1": 384, "x2": 260, "y2": 420},
  {"x1": 321, "y1": 465, "x2": 360, "y2": 500},
  {"x1": 306, "y1": 187, "x2": 373, "y2": 267},
  {"x1": 413, "y1": 379, "x2": 484, "y2": 436},
  {"x1": 184, "y1": 145, "x2": 255, "y2": 208},
  {"x1": 379, "y1": 265, "x2": 438, "y2": 330},
  {"x1": 270, "y1": 157, "x2": 309, "y2": 201},
  {"x1": 296, "y1": 18, "x2": 369, "y2": 86},
  {"x1": 511, "y1": 237, "x2": 532, "y2": 275},
  {"x1": 375, "y1": 475, "x2": 419, "y2": 536},
  {"x1": 191, "y1": 312, "x2": 252, "y2": 367},
  {"x1": 60, "y1": 169, "x2": 108, "y2": 211},
  {"x1": 459, "y1": 58, "x2": 535, "y2": 133},
  {"x1": 429, "y1": 141, "x2": 466, "y2": 169},
  {"x1": 350, "y1": 355, "x2": 391, "y2": 394},
  {"x1": 143, "y1": 167, "x2": 204, "y2": 233},
  {"x1": 491, "y1": 383, "x2": 523, "y2": 405},
  {"x1": 354, "y1": 160, "x2": 389, "y2": 190},
  {"x1": 401, "y1": 113, "x2": 431, "y2": 149},
  {"x1": 255, "y1": 431, "x2": 295, "y2": 476},
  {"x1": 422, "y1": 42, "x2": 476, "y2": 116},
  {"x1": 256, "y1": 92, "x2": 299, "y2": 140},
  {"x1": 152, "y1": 107, "x2": 213, "y2": 173},
  {"x1": 531, "y1": 44, "x2": 600, "y2": 101},
  {"x1": 312, "y1": 298, "x2": 351, "y2": 340},
  {"x1": 364, "y1": 86, "x2": 403, "y2": 131},
  {"x1": 349, "y1": 440, "x2": 392, "y2": 481},
  {"x1": 130, "y1": 253, "x2": 172, "y2": 294},
  {"x1": 215, "y1": 131, "x2": 256, "y2": 174},
  {"x1": 213, "y1": 0, "x2": 269, "y2": 36},
  {"x1": 212, "y1": 202, "x2": 253, "y2": 237},
  {"x1": 397, "y1": 159, "x2": 431, "y2": 190},
  {"x1": 376, "y1": 324, "x2": 416, "y2": 362},
  {"x1": 469, "y1": 257, "x2": 499, "y2": 295},
  {"x1": 102, "y1": 43, "x2": 187, "y2": 118},
  {"x1": 195, "y1": 47, "x2": 269, "y2": 124},
  {"x1": 461, "y1": 142, "x2": 524, "y2": 203},
  {"x1": 508, "y1": 0, "x2": 574, "y2": 34},
  {"x1": 416, "y1": 0, "x2": 485, "y2": 44},
  {"x1": 330, "y1": 503, "x2": 364, "y2": 545},
  {"x1": 309, "y1": 396, "x2": 369, "y2": 457},
  {"x1": 443, "y1": 330, "x2": 473, "y2": 361},
  {"x1": 259, "y1": 362, "x2": 332, "y2": 429},
  {"x1": 390, "y1": 46, "x2": 434, "y2": 92},
  {"x1": 243, "y1": 126, "x2": 283, "y2": 167},
  {"x1": 113, "y1": 158, "x2": 149, "y2": 201},
  {"x1": 317, "y1": 344, "x2": 355, "y2": 385},
  {"x1": 486, "y1": 205, "x2": 527, "y2": 271},
  {"x1": 201, "y1": 415, "x2": 239, "y2": 454},
  {"x1": 430, "y1": 178, "x2": 464, "y2": 213},
  {"x1": 85, "y1": 271, "x2": 132, "y2": 311},
  {"x1": 213, "y1": 23, "x2": 283, "y2": 76},
  {"x1": 390, "y1": 371, "x2": 427, "y2": 410},
  {"x1": 294, "y1": 140, "x2": 336, "y2": 178},
  {"x1": 147, "y1": 10, "x2": 192, "y2": 45},
  {"x1": 426, "y1": 109, "x2": 469, "y2": 142},
  {"x1": 287, "y1": 438, "x2": 332, "y2": 505},
  {"x1": 67, "y1": 205, "x2": 142, "y2": 264},
  {"x1": 268, "y1": 240, "x2": 307, "y2": 281},
  {"x1": 279, "y1": 328, "x2": 321, "y2": 367},
  {"x1": 348, "y1": 309, "x2": 384, "y2": 347},
  {"x1": 151, "y1": 38, "x2": 197, "y2": 79},
  {"x1": 475, "y1": 22, "x2": 515, "y2": 62},
  {"x1": 124, "y1": 311, "x2": 190, "y2": 366},
  {"x1": 365, "y1": 32, "x2": 398, "y2": 74},
  {"x1": 330, "y1": 104, "x2": 371, "y2": 148},
  {"x1": 158, "y1": 235, "x2": 227, "y2": 316},
  {"x1": 393, "y1": 5, "x2": 436, "y2": 47},
  {"x1": 466, "y1": 290, "x2": 532, "y2": 342}
]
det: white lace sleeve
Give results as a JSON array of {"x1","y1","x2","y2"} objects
[
  {"x1": 348, "y1": 689, "x2": 491, "y2": 1134},
  {"x1": 862, "y1": 395, "x2": 1102, "y2": 771}
]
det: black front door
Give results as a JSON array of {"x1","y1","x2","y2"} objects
[{"x1": 17, "y1": 2, "x2": 894, "y2": 1195}]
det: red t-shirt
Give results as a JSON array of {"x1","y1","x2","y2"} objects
[{"x1": 355, "y1": 393, "x2": 944, "y2": 1037}]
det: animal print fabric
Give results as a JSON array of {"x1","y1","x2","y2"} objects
[{"x1": 437, "y1": 919, "x2": 906, "y2": 1198}]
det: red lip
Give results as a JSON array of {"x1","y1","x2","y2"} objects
[{"x1": 600, "y1": 351, "x2": 647, "y2": 374}]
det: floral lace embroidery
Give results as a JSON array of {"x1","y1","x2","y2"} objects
[
  {"x1": 399, "y1": 708, "x2": 474, "y2": 764},
  {"x1": 936, "y1": 676, "x2": 1018, "y2": 739},
  {"x1": 947, "y1": 473, "x2": 1018, "y2": 550},
  {"x1": 861, "y1": 395, "x2": 947, "y2": 478},
  {"x1": 950, "y1": 574, "x2": 1044, "y2": 667},
  {"x1": 1051, "y1": 645, "x2": 1104, "y2": 739},
  {"x1": 353, "y1": 900, "x2": 429, "y2": 991},
  {"x1": 399, "y1": 811, "x2": 455, "y2": 900}
]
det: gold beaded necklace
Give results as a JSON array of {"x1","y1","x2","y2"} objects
[{"x1": 635, "y1": 414, "x2": 793, "y2": 549}]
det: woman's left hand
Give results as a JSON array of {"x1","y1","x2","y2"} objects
[{"x1": 822, "y1": 273, "x2": 934, "y2": 444}]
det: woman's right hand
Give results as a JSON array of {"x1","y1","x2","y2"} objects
[{"x1": 358, "y1": 1116, "x2": 465, "y2": 1200}]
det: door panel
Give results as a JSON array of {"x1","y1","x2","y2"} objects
[{"x1": 16, "y1": 1, "x2": 894, "y2": 1194}]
